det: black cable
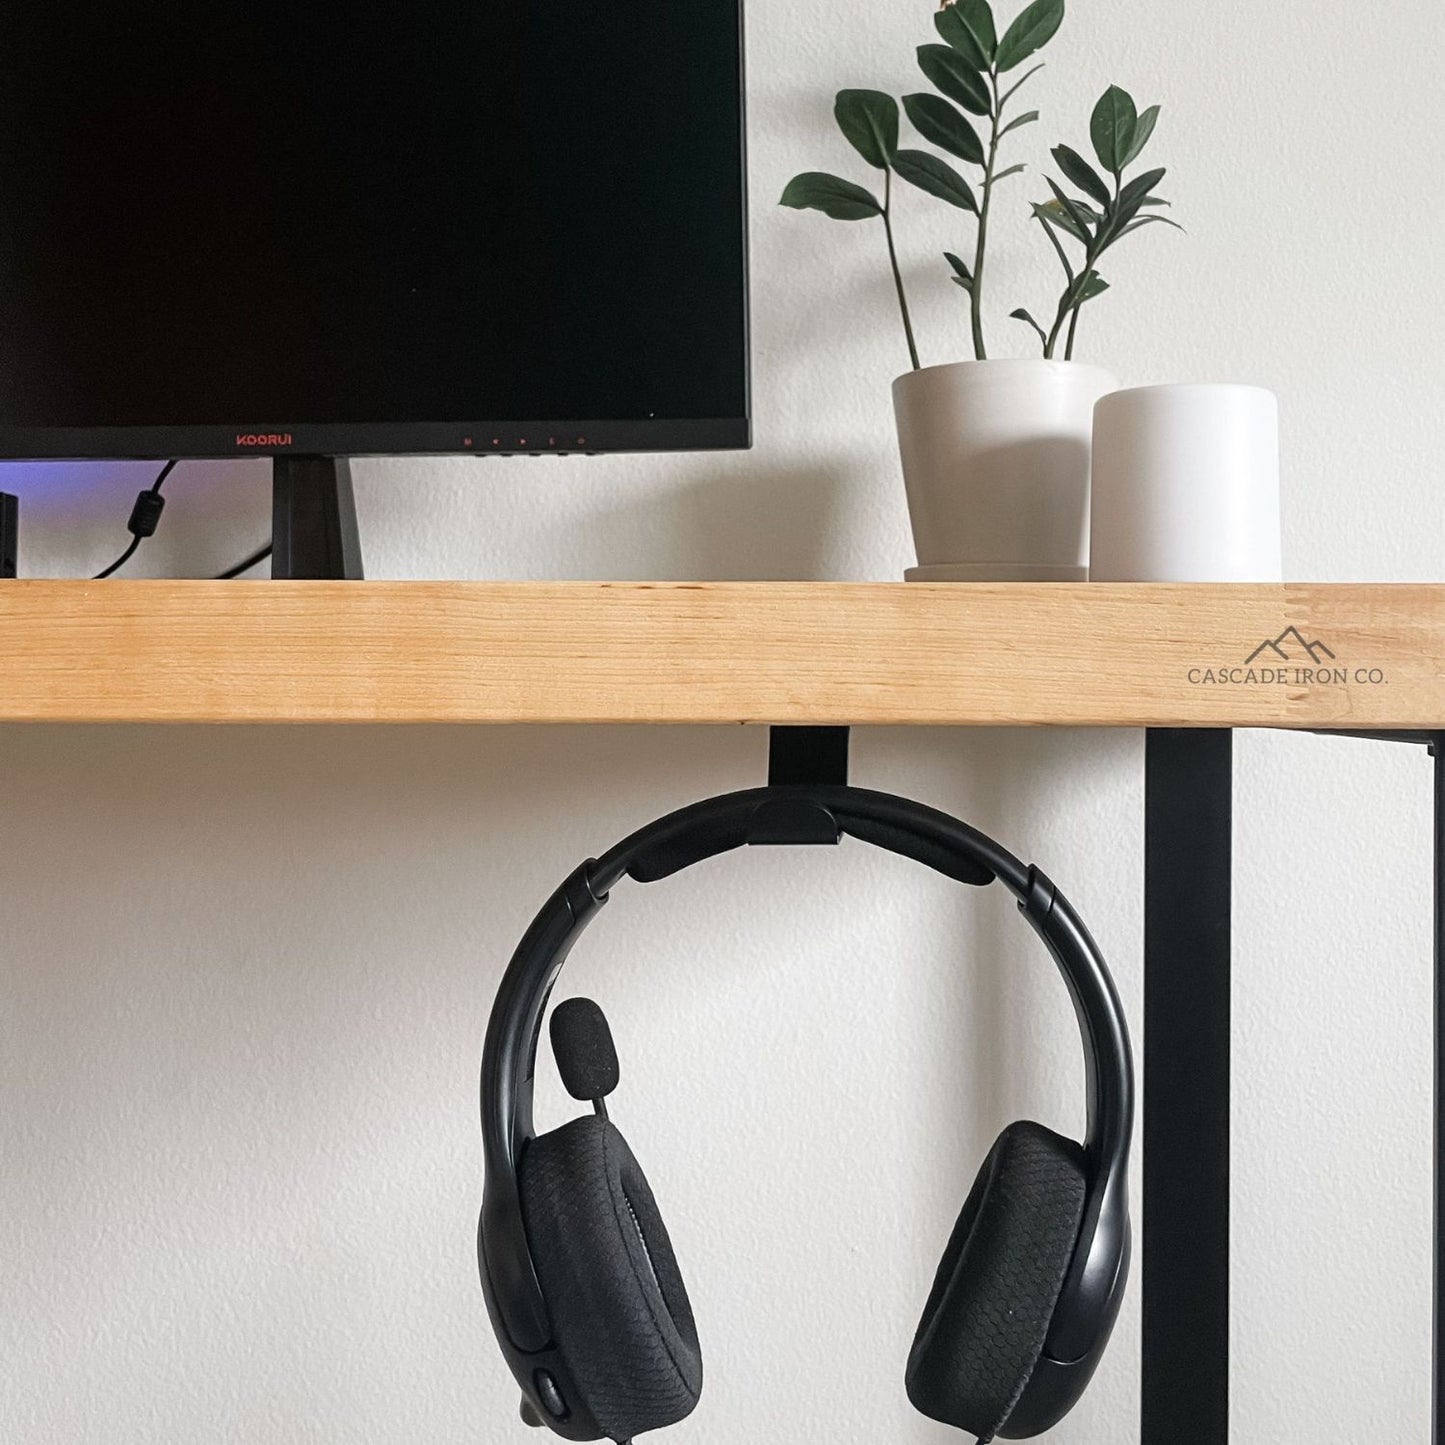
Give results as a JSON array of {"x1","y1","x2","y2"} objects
[
  {"x1": 215, "y1": 541, "x2": 273, "y2": 580},
  {"x1": 92, "y1": 463, "x2": 275, "y2": 582},
  {"x1": 93, "y1": 535, "x2": 142, "y2": 580},
  {"x1": 92, "y1": 459, "x2": 179, "y2": 579}
]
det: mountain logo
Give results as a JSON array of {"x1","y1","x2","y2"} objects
[
  {"x1": 1186, "y1": 627, "x2": 1384, "y2": 688},
  {"x1": 1243, "y1": 627, "x2": 1336, "y2": 666}
]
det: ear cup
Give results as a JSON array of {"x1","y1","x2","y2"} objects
[
  {"x1": 520, "y1": 1115, "x2": 702, "y2": 1440},
  {"x1": 905, "y1": 1121, "x2": 1087, "y2": 1441}
]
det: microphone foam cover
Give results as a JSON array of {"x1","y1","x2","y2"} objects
[{"x1": 550, "y1": 998, "x2": 620, "y2": 1101}]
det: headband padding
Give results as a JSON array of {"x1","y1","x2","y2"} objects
[
  {"x1": 520, "y1": 1115, "x2": 702, "y2": 1440},
  {"x1": 906, "y1": 1121, "x2": 1086, "y2": 1441}
]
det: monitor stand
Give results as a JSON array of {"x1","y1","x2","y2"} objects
[{"x1": 272, "y1": 457, "x2": 364, "y2": 580}]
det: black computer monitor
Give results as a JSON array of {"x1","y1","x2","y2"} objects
[{"x1": 0, "y1": 1, "x2": 750, "y2": 461}]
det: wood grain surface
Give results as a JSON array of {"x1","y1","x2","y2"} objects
[{"x1": 0, "y1": 581, "x2": 1440, "y2": 728}]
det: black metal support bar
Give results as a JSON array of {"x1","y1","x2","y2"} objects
[
  {"x1": 271, "y1": 457, "x2": 364, "y2": 580},
  {"x1": 767, "y1": 726, "x2": 850, "y2": 788},
  {"x1": 1143, "y1": 728, "x2": 1233, "y2": 1445},
  {"x1": 0, "y1": 492, "x2": 16, "y2": 579},
  {"x1": 1308, "y1": 728, "x2": 1439, "y2": 747}
]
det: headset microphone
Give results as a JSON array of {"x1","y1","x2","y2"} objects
[{"x1": 549, "y1": 998, "x2": 620, "y2": 1108}]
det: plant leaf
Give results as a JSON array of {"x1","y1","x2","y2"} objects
[
  {"x1": 917, "y1": 45, "x2": 991, "y2": 116},
  {"x1": 994, "y1": 163, "x2": 1028, "y2": 180},
  {"x1": 1076, "y1": 269, "x2": 1109, "y2": 302},
  {"x1": 1118, "y1": 213, "x2": 1185, "y2": 236},
  {"x1": 1010, "y1": 307, "x2": 1050, "y2": 349},
  {"x1": 999, "y1": 61, "x2": 1046, "y2": 105},
  {"x1": 834, "y1": 89, "x2": 899, "y2": 169},
  {"x1": 1090, "y1": 84, "x2": 1138, "y2": 174},
  {"x1": 1044, "y1": 177, "x2": 1095, "y2": 240},
  {"x1": 999, "y1": 109, "x2": 1040, "y2": 137},
  {"x1": 944, "y1": 251, "x2": 974, "y2": 285},
  {"x1": 935, "y1": 0, "x2": 997, "y2": 68},
  {"x1": 959, "y1": 0, "x2": 1000, "y2": 56},
  {"x1": 1120, "y1": 104, "x2": 1160, "y2": 167},
  {"x1": 935, "y1": 7, "x2": 987, "y2": 68},
  {"x1": 903, "y1": 93, "x2": 985, "y2": 166},
  {"x1": 1117, "y1": 166, "x2": 1167, "y2": 212},
  {"x1": 1031, "y1": 207, "x2": 1074, "y2": 280},
  {"x1": 1051, "y1": 144, "x2": 1111, "y2": 206},
  {"x1": 1033, "y1": 198, "x2": 1088, "y2": 245},
  {"x1": 996, "y1": 0, "x2": 1065, "y2": 72},
  {"x1": 1107, "y1": 166, "x2": 1168, "y2": 234},
  {"x1": 779, "y1": 172, "x2": 883, "y2": 221},
  {"x1": 892, "y1": 149, "x2": 980, "y2": 212}
]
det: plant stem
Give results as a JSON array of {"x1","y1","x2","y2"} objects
[
  {"x1": 1032, "y1": 212, "x2": 1073, "y2": 359},
  {"x1": 1062, "y1": 173, "x2": 1120, "y2": 361},
  {"x1": 1045, "y1": 220, "x2": 1107, "y2": 358},
  {"x1": 882, "y1": 167, "x2": 921, "y2": 372},
  {"x1": 1045, "y1": 278, "x2": 1083, "y2": 357},
  {"x1": 1044, "y1": 274, "x2": 1082, "y2": 359},
  {"x1": 1043, "y1": 297, "x2": 1067, "y2": 359},
  {"x1": 968, "y1": 69, "x2": 1003, "y2": 362}
]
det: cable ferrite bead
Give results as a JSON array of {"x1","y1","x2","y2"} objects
[{"x1": 126, "y1": 489, "x2": 166, "y2": 538}]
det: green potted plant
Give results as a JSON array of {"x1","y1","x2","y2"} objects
[{"x1": 782, "y1": 0, "x2": 1177, "y2": 581}]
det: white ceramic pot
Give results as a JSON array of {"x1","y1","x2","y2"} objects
[
  {"x1": 1090, "y1": 384, "x2": 1282, "y2": 582},
  {"x1": 892, "y1": 359, "x2": 1117, "y2": 582}
]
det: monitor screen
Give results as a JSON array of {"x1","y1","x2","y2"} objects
[{"x1": 0, "y1": 1, "x2": 749, "y2": 458}]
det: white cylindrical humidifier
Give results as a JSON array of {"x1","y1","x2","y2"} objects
[{"x1": 1089, "y1": 383, "x2": 1282, "y2": 582}]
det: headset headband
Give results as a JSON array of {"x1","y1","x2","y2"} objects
[{"x1": 480, "y1": 785, "x2": 1133, "y2": 1358}]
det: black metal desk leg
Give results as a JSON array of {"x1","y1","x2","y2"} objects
[
  {"x1": 1144, "y1": 729, "x2": 1233, "y2": 1444},
  {"x1": 1435, "y1": 733, "x2": 1445, "y2": 1444}
]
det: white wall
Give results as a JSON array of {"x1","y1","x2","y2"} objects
[{"x1": 3, "y1": 0, "x2": 1442, "y2": 1439}]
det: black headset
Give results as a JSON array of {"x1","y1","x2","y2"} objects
[{"x1": 479, "y1": 786, "x2": 1134, "y2": 1444}]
